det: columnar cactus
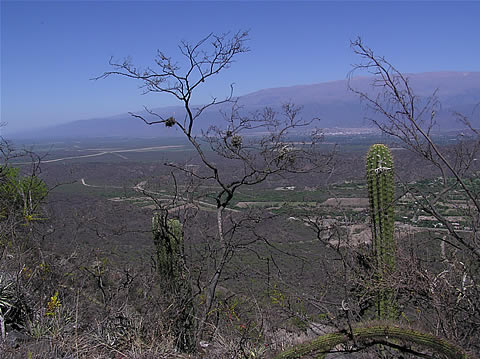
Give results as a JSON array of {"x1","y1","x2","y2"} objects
[
  {"x1": 152, "y1": 214, "x2": 184, "y2": 283},
  {"x1": 275, "y1": 323, "x2": 470, "y2": 359},
  {"x1": 152, "y1": 213, "x2": 195, "y2": 352},
  {"x1": 366, "y1": 144, "x2": 397, "y2": 319}
]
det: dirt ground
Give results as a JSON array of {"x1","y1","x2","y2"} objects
[{"x1": 320, "y1": 197, "x2": 369, "y2": 207}]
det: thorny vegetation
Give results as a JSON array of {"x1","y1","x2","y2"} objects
[{"x1": 0, "y1": 34, "x2": 479, "y2": 359}]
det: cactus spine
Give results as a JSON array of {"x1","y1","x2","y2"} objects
[
  {"x1": 152, "y1": 213, "x2": 195, "y2": 352},
  {"x1": 366, "y1": 144, "x2": 397, "y2": 320}
]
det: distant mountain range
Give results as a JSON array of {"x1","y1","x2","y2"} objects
[{"x1": 11, "y1": 72, "x2": 480, "y2": 139}]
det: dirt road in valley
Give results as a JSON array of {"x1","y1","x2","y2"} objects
[
  {"x1": 80, "y1": 178, "x2": 240, "y2": 213},
  {"x1": 28, "y1": 145, "x2": 185, "y2": 164}
]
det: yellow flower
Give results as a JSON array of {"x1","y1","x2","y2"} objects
[{"x1": 46, "y1": 291, "x2": 61, "y2": 317}]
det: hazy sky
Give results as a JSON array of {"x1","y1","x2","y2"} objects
[{"x1": 2, "y1": 1, "x2": 479, "y2": 134}]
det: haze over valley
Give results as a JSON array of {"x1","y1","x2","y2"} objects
[{"x1": 9, "y1": 71, "x2": 480, "y2": 140}]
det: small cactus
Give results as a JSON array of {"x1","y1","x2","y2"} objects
[{"x1": 366, "y1": 144, "x2": 397, "y2": 320}]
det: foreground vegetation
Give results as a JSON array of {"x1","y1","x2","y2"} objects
[{"x1": 2, "y1": 133, "x2": 479, "y2": 358}]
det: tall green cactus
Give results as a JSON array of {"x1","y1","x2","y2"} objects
[
  {"x1": 152, "y1": 213, "x2": 195, "y2": 352},
  {"x1": 366, "y1": 144, "x2": 397, "y2": 320},
  {"x1": 275, "y1": 145, "x2": 471, "y2": 359}
]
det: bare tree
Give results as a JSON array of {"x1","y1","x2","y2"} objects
[
  {"x1": 274, "y1": 39, "x2": 480, "y2": 359},
  {"x1": 348, "y1": 37, "x2": 480, "y2": 258},
  {"x1": 347, "y1": 39, "x2": 480, "y2": 355},
  {"x1": 97, "y1": 31, "x2": 328, "y2": 347}
]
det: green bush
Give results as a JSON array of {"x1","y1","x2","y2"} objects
[{"x1": 0, "y1": 165, "x2": 47, "y2": 223}]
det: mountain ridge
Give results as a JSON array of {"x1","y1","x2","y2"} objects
[{"x1": 10, "y1": 71, "x2": 480, "y2": 139}]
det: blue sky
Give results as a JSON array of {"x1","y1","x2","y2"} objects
[{"x1": 1, "y1": 1, "x2": 479, "y2": 134}]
